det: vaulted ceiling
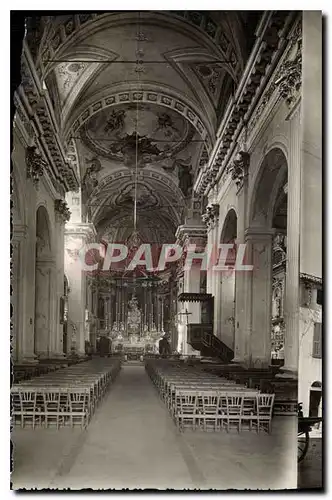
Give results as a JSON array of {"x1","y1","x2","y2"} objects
[{"x1": 32, "y1": 11, "x2": 262, "y2": 244}]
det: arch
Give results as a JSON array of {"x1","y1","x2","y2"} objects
[
  {"x1": 249, "y1": 147, "x2": 288, "y2": 228},
  {"x1": 36, "y1": 205, "x2": 53, "y2": 256},
  {"x1": 311, "y1": 381, "x2": 322, "y2": 389},
  {"x1": 64, "y1": 86, "x2": 212, "y2": 151},
  {"x1": 216, "y1": 208, "x2": 238, "y2": 351},
  {"x1": 89, "y1": 169, "x2": 186, "y2": 236},
  {"x1": 220, "y1": 208, "x2": 238, "y2": 244}
]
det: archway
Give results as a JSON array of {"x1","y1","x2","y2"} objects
[
  {"x1": 247, "y1": 147, "x2": 288, "y2": 367},
  {"x1": 217, "y1": 209, "x2": 237, "y2": 350},
  {"x1": 34, "y1": 206, "x2": 54, "y2": 357}
]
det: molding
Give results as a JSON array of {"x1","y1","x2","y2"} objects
[
  {"x1": 194, "y1": 12, "x2": 296, "y2": 195},
  {"x1": 244, "y1": 227, "x2": 276, "y2": 240},
  {"x1": 65, "y1": 222, "x2": 97, "y2": 239},
  {"x1": 175, "y1": 223, "x2": 207, "y2": 246},
  {"x1": 19, "y1": 45, "x2": 79, "y2": 194},
  {"x1": 65, "y1": 88, "x2": 211, "y2": 150},
  {"x1": 12, "y1": 224, "x2": 28, "y2": 241},
  {"x1": 300, "y1": 273, "x2": 322, "y2": 287}
]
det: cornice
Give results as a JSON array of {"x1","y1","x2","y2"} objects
[
  {"x1": 17, "y1": 44, "x2": 79, "y2": 194},
  {"x1": 65, "y1": 222, "x2": 97, "y2": 239},
  {"x1": 175, "y1": 223, "x2": 207, "y2": 246},
  {"x1": 194, "y1": 12, "x2": 296, "y2": 196},
  {"x1": 300, "y1": 273, "x2": 322, "y2": 287}
]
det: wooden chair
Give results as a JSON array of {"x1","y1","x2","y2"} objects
[
  {"x1": 43, "y1": 390, "x2": 61, "y2": 429},
  {"x1": 225, "y1": 394, "x2": 244, "y2": 433},
  {"x1": 68, "y1": 390, "x2": 90, "y2": 428},
  {"x1": 218, "y1": 393, "x2": 228, "y2": 430},
  {"x1": 11, "y1": 391, "x2": 22, "y2": 427},
  {"x1": 198, "y1": 393, "x2": 220, "y2": 431},
  {"x1": 241, "y1": 392, "x2": 257, "y2": 431},
  {"x1": 175, "y1": 391, "x2": 198, "y2": 431},
  {"x1": 255, "y1": 393, "x2": 275, "y2": 433},
  {"x1": 19, "y1": 390, "x2": 37, "y2": 429}
]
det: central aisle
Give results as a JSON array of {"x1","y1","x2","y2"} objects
[{"x1": 51, "y1": 364, "x2": 201, "y2": 490}]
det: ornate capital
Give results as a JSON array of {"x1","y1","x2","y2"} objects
[
  {"x1": 202, "y1": 204, "x2": 220, "y2": 230},
  {"x1": 226, "y1": 151, "x2": 250, "y2": 190},
  {"x1": 55, "y1": 199, "x2": 71, "y2": 223},
  {"x1": 25, "y1": 146, "x2": 46, "y2": 185}
]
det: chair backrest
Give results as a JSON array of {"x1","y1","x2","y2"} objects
[
  {"x1": 19, "y1": 390, "x2": 37, "y2": 410},
  {"x1": 178, "y1": 391, "x2": 198, "y2": 411},
  {"x1": 202, "y1": 393, "x2": 219, "y2": 413},
  {"x1": 226, "y1": 394, "x2": 244, "y2": 414},
  {"x1": 257, "y1": 393, "x2": 275, "y2": 416}
]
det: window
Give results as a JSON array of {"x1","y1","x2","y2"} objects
[
  {"x1": 317, "y1": 289, "x2": 323, "y2": 305},
  {"x1": 312, "y1": 323, "x2": 322, "y2": 358}
]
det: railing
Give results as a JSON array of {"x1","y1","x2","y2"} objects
[
  {"x1": 187, "y1": 324, "x2": 234, "y2": 362},
  {"x1": 201, "y1": 331, "x2": 234, "y2": 363}
]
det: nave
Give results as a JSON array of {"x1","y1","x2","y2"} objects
[{"x1": 12, "y1": 363, "x2": 297, "y2": 490}]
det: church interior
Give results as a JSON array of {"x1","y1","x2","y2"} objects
[{"x1": 11, "y1": 11, "x2": 322, "y2": 490}]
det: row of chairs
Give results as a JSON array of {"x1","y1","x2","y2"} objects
[
  {"x1": 173, "y1": 390, "x2": 275, "y2": 433},
  {"x1": 11, "y1": 358, "x2": 121, "y2": 429},
  {"x1": 146, "y1": 360, "x2": 275, "y2": 433}
]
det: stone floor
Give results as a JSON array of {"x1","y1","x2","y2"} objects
[
  {"x1": 11, "y1": 364, "x2": 298, "y2": 491},
  {"x1": 298, "y1": 438, "x2": 323, "y2": 489}
]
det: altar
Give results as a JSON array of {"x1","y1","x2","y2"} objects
[{"x1": 110, "y1": 294, "x2": 162, "y2": 358}]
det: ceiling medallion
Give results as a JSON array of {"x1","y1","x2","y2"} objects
[{"x1": 110, "y1": 132, "x2": 161, "y2": 168}]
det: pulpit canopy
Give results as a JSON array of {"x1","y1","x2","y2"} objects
[{"x1": 178, "y1": 293, "x2": 213, "y2": 303}]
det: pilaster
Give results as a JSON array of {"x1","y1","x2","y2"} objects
[
  {"x1": 278, "y1": 105, "x2": 301, "y2": 378},
  {"x1": 175, "y1": 223, "x2": 207, "y2": 355},
  {"x1": 64, "y1": 222, "x2": 96, "y2": 356},
  {"x1": 230, "y1": 150, "x2": 250, "y2": 363},
  {"x1": 244, "y1": 228, "x2": 274, "y2": 368}
]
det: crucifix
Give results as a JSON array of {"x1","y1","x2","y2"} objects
[{"x1": 178, "y1": 309, "x2": 192, "y2": 326}]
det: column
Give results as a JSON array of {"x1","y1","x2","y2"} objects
[
  {"x1": 52, "y1": 217, "x2": 66, "y2": 358},
  {"x1": 226, "y1": 150, "x2": 250, "y2": 364},
  {"x1": 103, "y1": 296, "x2": 108, "y2": 330},
  {"x1": 34, "y1": 257, "x2": 56, "y2": 358},
  {"x1": 12, "y1": 225, "x2": 32, "y2": 362},
  {"x1": 277, "y1": 105, "x2": 301, "y2": 377},
  {"x1": 244, "y1": 228, "x2": 274, "y2": 368},
  {"x1": 300, "y1": 12, "x2": 322, "y2": 279},
  {"x1": 175, "y1": 223, "x2": 207, "y2": 355},
  {"x1": 219, "y1": 270, "x2": 236, "y2": 350},
  {"x1": 65, "y1": 222, "x2": 96, "y2": 356},
  {"x1": 233, "y1": 180, "x2": 248, "y2": 363}
]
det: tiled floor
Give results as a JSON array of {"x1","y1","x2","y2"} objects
[{"x1": 11, "y1": 364, "x2": 298, "y2": 490}]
